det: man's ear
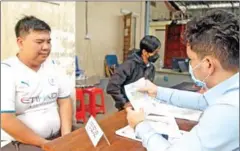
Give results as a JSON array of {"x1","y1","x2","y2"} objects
[
  {"x1": 16, "y1": 37, "x2": 24, "y2": 50},
  {"x1": 204, "y1": 56, "x2": 215, "y2": 75}
]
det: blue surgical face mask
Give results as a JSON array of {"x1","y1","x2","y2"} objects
[{"x1": 189, "y1": 60, "x2": 209, "y2": 88}]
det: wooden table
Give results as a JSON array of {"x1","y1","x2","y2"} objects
[{"x1": 42, "y1": 111, "x2": 197, "y2": 151}]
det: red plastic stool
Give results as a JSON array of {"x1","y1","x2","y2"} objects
[
  {"x1": 75, "y1": 88, "x2": 86, "y2": 123},
  {"x1": 83, "y1": 87, "x2": 106, "y2": 118}
]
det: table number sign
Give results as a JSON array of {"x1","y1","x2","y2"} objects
[{"x1": 85, "y1": 116, "x2": 110, "y2": 147}]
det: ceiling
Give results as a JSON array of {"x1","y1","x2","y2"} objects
[
  {"x1": 173, "y1": 1, "x2": 239, "y2": 10},
  {"x1": 168, "y1": 1, "x2": 240, "y2": 18}
]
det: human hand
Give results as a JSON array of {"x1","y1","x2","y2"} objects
[
  {"x1": 126, "y1": 107, "x2": 145, "y2": 129},
  {"x1": 138, "y1": 80, "x2": 158, "y2": 97}
]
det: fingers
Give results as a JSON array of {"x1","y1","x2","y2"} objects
[
  {"x1": 138, "y1": 87, "x2": 148, "y2": 92},
  {"x1": 149, "y1": 93, "x2": 157, "y2": 98}
]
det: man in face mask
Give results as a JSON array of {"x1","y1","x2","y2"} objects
[
  {"x1": 107, "y1": 35, "x2": 161, "y2": 111},
  {"x1": 126, "y1": 9, "x2": 239, "y2": 151}
]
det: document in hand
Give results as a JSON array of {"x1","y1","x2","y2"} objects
[{"x1": 124, "y1": 78, "x2": 203, "y2": 121}]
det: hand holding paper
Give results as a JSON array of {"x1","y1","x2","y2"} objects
[
  {"x1": 138, "y1": 79, "x2": 158, "y2": 98},
  {"x1": 124, "y1": 78, "x2": 203, "y2": 121}
]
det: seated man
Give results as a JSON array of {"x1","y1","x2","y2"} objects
[
  {"x1": 1, "y1": 16, "x2": 73, "y2": 151},
  {"x1": 126, "y1": 9, "x2": 239, "y2": 151},
  {"x1": 107, "y1": 35, "x2": 161, "y2": 111}
]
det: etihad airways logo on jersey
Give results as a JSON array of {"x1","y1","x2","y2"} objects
[{"x1": 20, "y1": 93, "x2": 58, "y2": 104}]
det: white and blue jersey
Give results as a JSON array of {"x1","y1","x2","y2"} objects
[{"x1": 1, "y1": 56, "x2": 71, "y2": 142}]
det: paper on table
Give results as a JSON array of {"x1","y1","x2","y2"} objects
[
  {"x1": 124, "y1": 78, "x2": 203, "y2": 121},
  {"x1": 147, "y1": 115, "x2": 181, "y2": 138},
  {"x1": 115, "y1": 124, "x2": 187, "y2": 144},
  {"x1": 115, "y1": 125, "x2": 141, "y2": 142},
  {"x1": 116, "y1": 113, "x2": 181, "y2": 140}
]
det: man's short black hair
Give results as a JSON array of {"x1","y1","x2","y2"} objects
[
  {"x1": 15, "y1": 15, "x2": 51, "y2": 38},
  {"x1": 140, "y1": 35, "x2": 161, "y2": 53},
  {"x1": 184, "y1": 9, "x2": 239, "y2": 70}
]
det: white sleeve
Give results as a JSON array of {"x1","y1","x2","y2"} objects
[
  {"x1": 1, "y1": 64, "x2": 16, "y2": 113},
  {"x1": 57, "y1": 67, "x2": 71, "y2": 99}
]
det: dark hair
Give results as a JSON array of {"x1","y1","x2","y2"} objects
[
  {"x1": 15, "y1": 16, "x2": 51, "y2": 38},
  {"x1": 184, "y1": 9, "x2": 239, "y2": 70},
  {"x1": 140, "y1": 35, "x2": 161, "y2": 53}
]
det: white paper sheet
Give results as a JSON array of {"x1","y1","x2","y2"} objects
[
  {"x1": 115, "y1": 124, "x2": 188, "y2": 144},
  {"x1": 85, "y1": 116, "x2": 104, "y2": 147},
  {"x1": 115, "y1": 125, "x2": 141, "y2": 142},
  {"x1": 1, "y1": 140, "x2": 11, "y2": 148},
  {"x1": 124, "y1": 78, "x2": 203, "y2": 121},
  {"x1": 147, "y1": 115, "x2": 181, "y2": 138}
]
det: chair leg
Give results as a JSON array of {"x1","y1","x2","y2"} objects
[
  {"x1": 75, "y1": 88, "x2": 86, "y2": 123},
  {"x1": 90, "y1": 94, "x2": 97, "y2": 118},
  {"x1": 84, "y1": 93, "x2": 90, "y2": 113},
  {"x1": 100, "y1": 92, "x2": 106, "y2": 114},
  {"x1": 81, "y1": 100, "x2": 86, "y2": 123}
]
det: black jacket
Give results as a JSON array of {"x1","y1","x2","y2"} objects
[{"x1": 106, "y1": 51, "x2": 155, "y2": 110}]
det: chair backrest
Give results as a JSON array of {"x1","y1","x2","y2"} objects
[
  {"x1": 75, "y1": 56, "x2": 82, "y2": 76},
  {"x1": 105, "y1": 55, "x2": 119, "y2": 67}
]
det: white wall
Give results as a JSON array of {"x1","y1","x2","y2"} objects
[
  {"x1": 75, "y1": 2, "x2": 145, "y2": 77},
  {"x1": 151, "y1": 2, "x2": 170, "y2": 20}
]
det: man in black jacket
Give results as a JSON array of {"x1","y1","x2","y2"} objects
[{"x1": 107, "y1": 35, "x2": 161, "y2": 111}]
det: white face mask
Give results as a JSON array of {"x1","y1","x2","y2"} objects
[{"x1": 189, "y1": 59, "x2": 210, "y2": 88}]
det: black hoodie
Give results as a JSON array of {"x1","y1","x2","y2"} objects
[{"x1": 106, "y1": 51, "x2": 155, "y2": 110}]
